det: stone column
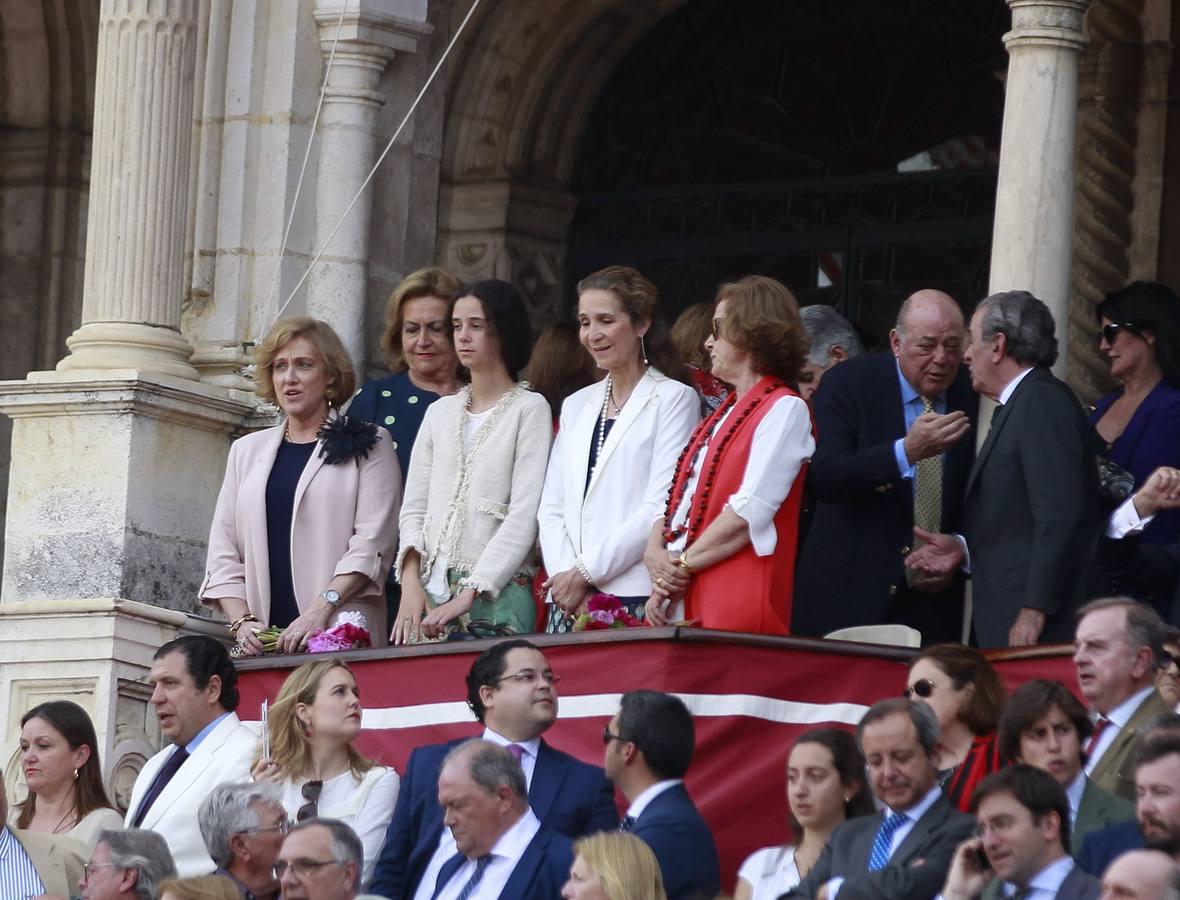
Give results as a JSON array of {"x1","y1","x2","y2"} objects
[
  {"x1": 988, "y1": 0, "x2": 1091, "y2": 373},
  {"x1": 57, "y1": 0, "x2": 200, "y2": 380},
  {"x1": 305, "y1": 3, "x2": 430, "y2": 374}
]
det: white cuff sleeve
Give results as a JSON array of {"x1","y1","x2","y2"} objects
[{"x1": 1108, "y1": 496, "x2": 1153, "y2": 538}]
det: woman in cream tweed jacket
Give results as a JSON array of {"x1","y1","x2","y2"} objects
[{"x1": 392, "y1": 279, "x2": 552, "y2": 643}]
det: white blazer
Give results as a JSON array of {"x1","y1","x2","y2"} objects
[
  {"x1": 123, "y1": 712, "x2": 257, "y2": 876},
  {"x1": 538, "y1": 368, "x2": 700, "y2": 598}
]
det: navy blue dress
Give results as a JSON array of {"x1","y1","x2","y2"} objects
[
  {"x1": 265, "y1": 439, "x2": 317, "y2": 628},
  {"x1": 349, "y1": 370, "x2": 442, "y2": 480}
]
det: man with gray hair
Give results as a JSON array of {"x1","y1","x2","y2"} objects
[
  {"x1": 797, "y1": 304, "x2": 865, "y2": 402},
  {"x1": 795, "y1": 289, "x2": 977, "y2": 644},
  {"x1": 200, "y1": 782, "x2": 287, "y2": 899},
  {"x1": 277, "y1": 817, "x2": 363, "y2": 900},
  {"x1": 906, "y1": 290, "x2": 1101, "y2": 647},
  {"x1": 79, "y1": 828, "x2": 177, "y2": 900},
  {"x1": 784, "y1": 698, "x2": 976, "y2": 900},
  {"x1": 424, "y1": 739, "x2": 572, "y2": 900}
]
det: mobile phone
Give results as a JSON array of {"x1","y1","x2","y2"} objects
[
  {"x1": 261, "y1": 699, "x2": 270, "y2": 759},
  {"x1": 973, "y1": 846, "x2": 990, "y2": 870}
]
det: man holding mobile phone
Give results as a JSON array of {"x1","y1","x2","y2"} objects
[{"x1": 938, "y1": 765, "x2": 1099, "y2": 900}]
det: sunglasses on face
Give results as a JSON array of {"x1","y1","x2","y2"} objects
[
  {"x1": 603, "y1": 726, "x2": 626, "y2": 746},
  {"x1": 903, "y1": 678, "x2": 937, "y2": 699},
  {"x1": 1162, "y1": 650, "x2": 1180, "y2": 673},
  {"x1": 711, "y1": 317, "x2": 725, "y2": 340},
  {"x1": 1101, "y1": 323, "x2": 1139, "y2": 344}
]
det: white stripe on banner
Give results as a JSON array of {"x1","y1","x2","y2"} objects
[{"x1": 244, "y1": 693, "x2": 868, "y2": 732}]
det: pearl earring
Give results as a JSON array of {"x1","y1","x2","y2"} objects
[{"x1": 640, "y1": 335, "x2": 649, "y2": 365}]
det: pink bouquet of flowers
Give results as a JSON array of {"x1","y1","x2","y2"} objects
[
  {"x1": 307, "y1": 621, "x2": 372, "y2": 653},
  {"x1": 572, "y1": 593, "x2": 643, "y2": 631}
]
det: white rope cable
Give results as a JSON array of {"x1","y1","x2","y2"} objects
[
  {"x1": 261, "y1": 2, "x2": 349, "y2": 321},
  {"x1": 266, "y1": 0, "x2": 485, "y2": 330}
]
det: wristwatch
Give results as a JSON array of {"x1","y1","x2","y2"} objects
[{"x1": 320, "y1": 589, "x2": 342, "y2": 607}]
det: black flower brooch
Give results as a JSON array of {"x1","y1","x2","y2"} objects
[{"x1": 316, "y1": 416, "x2": 380, "y2": 465}]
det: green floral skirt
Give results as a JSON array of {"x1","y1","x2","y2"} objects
[{"x1": 426, "y1": 568, "x2": 536, "y2": 636}]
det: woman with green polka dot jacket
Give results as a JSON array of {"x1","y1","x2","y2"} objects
[{"x1": 348, "y1": 267, "x2": 465, "y2": 478}]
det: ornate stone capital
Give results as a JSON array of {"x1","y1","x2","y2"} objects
[
  {"x1": 1005, "y1": 0, "x2": 1090, "y2": 52},
  {"x1": 313, "y1": 2, "x2": 433, "y2": 105}
]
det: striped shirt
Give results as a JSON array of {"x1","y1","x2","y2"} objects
[{"x1": 0, "y1": 826, "x2": 47, "y2": 899}]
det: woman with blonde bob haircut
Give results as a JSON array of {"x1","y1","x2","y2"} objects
[
  {"x1": 253, "y1": 660, "x2": 398, "y2": 887},
  {"x1": 562, "y1": 832, "x2": 667, "y2": 900},
  {"x1": 201, "y1": 316, "x2": 402, "y2": 655},
  {"x1": 646, "y1": 276, "x2": 814, "y2": 635}
]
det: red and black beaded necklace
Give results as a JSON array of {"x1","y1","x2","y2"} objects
[{"x1": 661, "y1": 377, "x2": 786, "y2": 545}]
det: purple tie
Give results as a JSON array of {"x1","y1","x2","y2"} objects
[{"x1": 506, "y1": 744, "x2": 525, "y2": 765}]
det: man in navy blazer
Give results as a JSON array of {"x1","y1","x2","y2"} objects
[
  {"x1": 794, "y1": 290, "x2": 977, "y2": 645},
  {"x1": 426, "y1": 741, "x2": 572, "y2": 900},
  {"x1": 604, "y1": 690, "x2": 719, "y2": 900},
  {"x1": 369, "y1": 640, "x2": 615, "y2": 899}
]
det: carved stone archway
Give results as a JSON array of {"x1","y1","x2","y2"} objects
[{"x1": 436, "y1": 0, "x2": 690, "y2": 329}]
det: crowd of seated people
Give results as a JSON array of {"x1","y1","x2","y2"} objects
[{"x1": 6, "y1": 603, "x2": 1180, "y2": 899}]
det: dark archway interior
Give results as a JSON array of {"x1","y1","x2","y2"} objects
[{"x1": 566, "y1": 0, "x2": 1009, "y2": 347}]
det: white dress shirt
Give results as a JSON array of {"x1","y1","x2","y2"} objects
[
  {"x1": 666, "y1": 395, "x2": 814, "y2": 555},
  {"x1": 1107, "y1": 494, "x2": 1152, "y2": 538},
  {"x1": 1000, "y1": 854, "x2": 1075, "y2": 898},
  {"x1": 828, "y1": 785, "x2": 943, "y2": 898},
  {"x1": 1064, "y1": 770, "x2": 1086, "y2": 830},
  {"x1": 432, "y1": 809, "x2": 541, "y2": 900},
  {"x1": 412, "y1": 729, "x2": 541, "y2": 900},
  {"x1": 1084, "y1": 685, "x2": 1156, "y2": 775},
  {"x1": 0, "y1": 827, "x2": 45, "y2": 898},
  {"x1": 624, "y1": 779, "x2": 682, "y2": 820}
]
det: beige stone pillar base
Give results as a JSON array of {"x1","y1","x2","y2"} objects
[
  {"x1": 0, "y1": 599, "x2": 229, "y2": 812},
  {"x1": 0, "y1": 370, "x2": 262, "y2": 612},
  {"x1": 58, "y1": 322, "x2": 201, "y2": 381}
]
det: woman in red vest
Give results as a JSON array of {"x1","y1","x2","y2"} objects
[{"x1": 644, "y1": 276, "x2": 814, "y2": 634}]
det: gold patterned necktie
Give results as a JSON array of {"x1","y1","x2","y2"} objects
[{"x1": 913, "y1": 396, "x2": 942, "y2": 534}]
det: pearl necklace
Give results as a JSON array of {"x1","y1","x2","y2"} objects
[{"x1": 590, "y1": 374, "x2": 614, "y2": 483}]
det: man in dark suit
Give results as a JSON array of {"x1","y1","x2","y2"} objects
[
  {"x1": 604, "y1": 690, "x2": 719, "y2": 900},
  {"x1": 997, "y1": 679, "x2": 1135, "y2": 850},
  {"x1": 419, "y1": 741, "x2": 571, "y2": 900},
  {"x1": 794, "y1": 289, "x2": 977, "y2": 644},
  {"x1": 783, "y1": 698, "x2": 976, "y2": 900},
  {"x1": 369, "y1": 639, "x2": 615, "y2": 899},
  {"x1": 938, "y1": 765, "x2": 1100, "y2": 900},
  {"x1": 906, "y1": 290, "x2": 1101, "y2": 647}
]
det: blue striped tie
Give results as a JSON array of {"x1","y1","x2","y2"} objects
[
  {"x1": 455, "y1": 855, "x2": 493, "y2": 900},
  {"x1": 867, "y1": 812, "x2": 908, "y2": 871}
]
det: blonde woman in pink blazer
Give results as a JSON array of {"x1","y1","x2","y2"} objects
[{"x1": 200, "y1": 318, "x2": 402, "y2": 655}]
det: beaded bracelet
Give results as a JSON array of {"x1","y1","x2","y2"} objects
[{"x1": 574, "y1": 557, "x2": 594, "y2": 585}]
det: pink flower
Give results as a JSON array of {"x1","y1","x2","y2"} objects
[
  {"x1": 587, "y1": 593, "x2": 623, "y2": 613},
  {"x1": 307, "y1": 622, "x2": 372, "y2": 653}
]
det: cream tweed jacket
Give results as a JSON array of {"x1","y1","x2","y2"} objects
[{"x1": 396, "y1": 382, "x2": 552, "y2": 596}]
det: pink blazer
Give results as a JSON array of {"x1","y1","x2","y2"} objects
[{"x1": 199, "y1": 416, "x2": 402, "y2": 646}]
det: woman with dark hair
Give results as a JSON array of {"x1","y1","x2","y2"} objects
[
  {"x1": 12, "y1": 701, "x2": 122, "y2": 848},
  {"x1": 734, "y1": 728, "x2": 875, "y2": 899},
  {"x1": 201, "y1": 316, "x2": 401, "y2": 654},
  {"x1": 392, "y1": 280, "x2": 552, "y2": 642},
  {"x1": 905, "y1": 643, "x2": 1007, "y2": 812},
  {"x1": 671, "y1": 301, "x2": 729, "y2": 414},
  {"x1": 526, "y1": 321, "x2": 602, "y2": 425},
  {"x1": 349, "y1": 266, "x2": 464, "y2": 478},
  {"x1": 645, "y1": 275, "x2": 815, "y2": 635},
  {"x1": 252, "y1": 660, "x2": 397, "y2": 887},
  {"x1": 538, "y1": 266, "x2": 699, "y2": 631},
  {"x1": 1091, "y1": 280, "x2": 1180, "y2": 544}
]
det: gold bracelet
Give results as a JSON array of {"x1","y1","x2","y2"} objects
[
  {"x1": 678, "y1": 550, "x2": 695, "y2": 574},
  {"x1": 228, "y1": 613, "x2": 259, "y2": 636}
]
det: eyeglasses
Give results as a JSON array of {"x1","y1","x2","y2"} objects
[
  {"x1": 1162, "y1": 651, "x2": 1180, "y2": 673},
  {"x1": 903, "y1": 679, "x2": 938, "y2": 699},
  {"x1": 240, "y1": 818, "x2": 291, "y2": 836},
  {"x1": 82, "y1": 863, "x2": 122, "y2": 879},
  {"x1": 711, "y1": 317, "x2": 725, "y2": 340},
  {"x1": 274, "y1": 859, "x2": 341, "y2": 880},
  {"x1": 603, "y1": 726, "x2": 626, "y2": 746},
  {"x1": 297, "y1": 780, "x2": 323, "y2": 822},
  {"x1": 1101, "y1": 322, "x2": 1140, "y2": 344},
  {"x1": 494, "y1": 668, "x2": 561, "y2": 687}
]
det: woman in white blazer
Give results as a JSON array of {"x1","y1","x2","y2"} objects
[
  {"x1": 538, "y1": 266, "x2": 700, "y2": 632},
  {"x1": 392, "y1": 280, "x2": 553, "y2": 643},
  {"x1": 200, "y1": 317, "x2": 402, "y2": 654}
]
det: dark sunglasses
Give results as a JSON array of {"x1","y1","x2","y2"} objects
[
  {"x1": 1101, "y1": 322, "x2": 1140, "y2": 344},
  {"x1": 603, "y1": 726, "x2": 626, "y2": 746},
  {"x1": 903, "y1": 678, "x2": 937, "y2": 699},
  {"x1": 297, "y1": 780, "x2": 323, "y2": 822},
  {"x1": 711, "y1": 317, "x2": 725, "y2": 340},
  {"x1": 1162, "y1": 650, "x2": 1179, "y2": 672}
]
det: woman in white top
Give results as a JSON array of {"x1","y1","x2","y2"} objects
[
  {"x1": 392, "y1": 279, "x2": 553, "y2": 642},
  {"x1": 735, "y1": 728, "x2": 875, "y2": 900},
  {"x1": 645, "y1": 276, "x2": 814, "y2": 634},
  {"x1": 253, "y1": 660, "x2": 399, "y2": 888},
  {"x1": 539, "y1": 266, "x2": 699, "y2": 631},
  {"x1": 12, "y1": 701, "x2": 123, "y2": 850}
]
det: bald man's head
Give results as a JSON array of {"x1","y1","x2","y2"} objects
[
  {"x1": 1099, "y1": 849, "x2": 1177, "y2": 900},
  {"x1": 890, "y1": 290, "x2": 965, "y2": 397}
]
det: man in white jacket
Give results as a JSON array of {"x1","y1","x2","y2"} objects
[{"x1": 124, "y1": 635, "x2": 257, "y2": 876}]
